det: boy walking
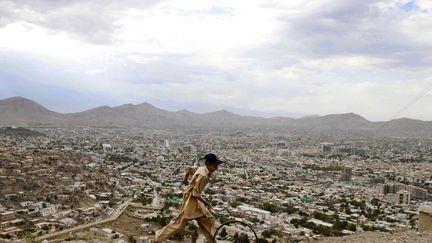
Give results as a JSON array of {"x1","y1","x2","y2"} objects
[{"x1": 155, "y1": 153, "x2": 224, "y2": 243}]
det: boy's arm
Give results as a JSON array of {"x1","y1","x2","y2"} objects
[
  {"x1": 182, "y1": 166, "x2": 198, "y2": 185},
  {"x1": 182, "y1": 172, "x2": 190, "y2": 185},
  {"x1": 196, "y1": 196, "x2": 212, "y2": 209}
]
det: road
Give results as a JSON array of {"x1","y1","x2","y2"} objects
[{"x1": 36, "y1": 198, "x2": 133, "y2": 241}]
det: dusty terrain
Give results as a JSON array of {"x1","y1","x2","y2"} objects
[{"x1": 308, "y1": 230, "x2": 432, "y2": 243}]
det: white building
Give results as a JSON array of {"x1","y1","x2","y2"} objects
[
  {"x1": 102, "y1": 144, "x2": 112, "y2": 153},
  {"x1": 238, "y1": 204, "x2": 271, "y2": 220},
  {"x1": 39, "y1": 205, "x2": 58, "y2": 217},
  {"x1": 397, "y1": 190, "x2": 411, "y2": 206}
]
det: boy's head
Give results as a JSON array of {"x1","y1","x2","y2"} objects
[{"x1": 204, "y1": 153, "x2": 224, "y2": 173}]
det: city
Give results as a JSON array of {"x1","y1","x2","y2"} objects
[{"x1": 2, "y1": 124, "x2": 432, "y2": 242}]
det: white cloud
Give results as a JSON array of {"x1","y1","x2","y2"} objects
[
  {"x1": 85, "y1": 68, "x2": 107, "y2": 74},
  {"x1": 0, "y1": 0, "x2": 432, "y2": 120}
]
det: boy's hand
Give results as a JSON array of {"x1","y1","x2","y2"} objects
[
  {"x1": 182, "y1": 179, "x2": 189, "y2": 185},
  {"x1": 205, "y1": 202, "x2": 213, "y2": 211}
]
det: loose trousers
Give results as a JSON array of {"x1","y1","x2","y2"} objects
[{"x1": 154, "y1": 213, "x2": 216, "y2": 243}]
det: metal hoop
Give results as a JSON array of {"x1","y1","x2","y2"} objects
[{"x1": 213, "y1": 220, "x2": 259, "y2": 242}]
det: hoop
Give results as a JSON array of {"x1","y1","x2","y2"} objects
[{"x1": 213, "y1": 220, "x2": 259, "y2": 242}]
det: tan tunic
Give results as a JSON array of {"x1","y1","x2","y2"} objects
[
  {"x1": 155, "y1": 165, "x2": 216, "y2": 242},
  {"x1": 179, "y1": 166, "x2": 212, "y2": 219}
]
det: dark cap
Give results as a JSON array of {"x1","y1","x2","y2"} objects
[{"x1": 204, "y1": 153, "x2": 224, "y2": 165}]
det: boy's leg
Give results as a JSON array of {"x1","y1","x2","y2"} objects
[
  {"x1": 196, "y1": 216, "x2": 217, "y2": 243},
  {"x1": 154, "y1": 215, "x2": 188, "y2": 242}
]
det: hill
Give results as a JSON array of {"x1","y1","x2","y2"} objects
[{"x1": 0, "y1": 96, "x2": 431, "y2": 137}]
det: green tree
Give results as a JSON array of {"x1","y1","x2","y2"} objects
[
  {"x1": 21, "y1": 230, "x2": 39, "y2": 243},
  {"x1": 191, "y1": 229, "x2": 198, "y2": 243},
  {"x1": 219, "y1": 227, "x2": 228, "y2": 239},
  {"x1": 371, "y1": 198, "x2": 380, "y2": 206},
  {"x1": 170, "y1": 231, "x2": 185, "y2": 241},
  {"x1": 234, "y1": 233, "x2": 250, "y2": 243},
  {"x1": 233, "y1": 232, "x2": 239, "y2": 241}
]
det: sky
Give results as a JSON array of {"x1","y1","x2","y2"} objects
[{"x1": 1, "y1": 0, "x2": 432, "y2": 121}]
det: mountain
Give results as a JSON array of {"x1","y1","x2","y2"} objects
[
  {"x1": 69, "y1": 103, "x2": 192, "y2": 126},
  {"x1": 0, "y1": 96, "x2": 65, "y2": 125},
  {"x1": 374, "y1": 118, "x2": 432, "y2": 137},
  {"x1": 289, "y1": 113, "x2": 373, "y2": 130},
  {"x1": 0, "y1": 96, "x2": 431, "y2": 137},
  {"x1": 199, "y1": 110, "x2": 267, "y2": 126},
  {"x1": 301, "y1": 114, "x2": 320, "y2": 119}
]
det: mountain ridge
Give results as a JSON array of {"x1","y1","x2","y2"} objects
[{"x1": 0, "y1": 96, "x2": 431, "y2": 137}]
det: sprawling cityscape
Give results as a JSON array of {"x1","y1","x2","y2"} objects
[{"x1": 2, "y1": 122, "x2": 432, "y2": 242}]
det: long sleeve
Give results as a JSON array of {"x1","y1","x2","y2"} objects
[
  {"x1": 183, "y1": 165, "x2": 198, "y2": 185},
  {"x1": 191, "y1": 174, "x2": 209, "y2": 198},
  {"x1": 180, "y1": 166, "x2": 212, "y2": 219}
]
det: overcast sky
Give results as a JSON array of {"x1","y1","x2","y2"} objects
[{"x1": 1, "y1": 0, "x2": 432, "y2": 121}]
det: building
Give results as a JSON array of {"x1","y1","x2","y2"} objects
[
  {"x1": 397, "y1": 190, "x2": 411, "y2": 206},
  {"x1": 320, "y1": 143, "x2": 333, "y2": 153},
  {"x1": 340, "y1": 167, "x2": 352, "y2": 182},
  {"x1": 0, "y1": 211, "x2": 16, "y2": 222},
  {"x1": 370, "y1": 176, "x2": 385, "y2": 184},
  {"x1": 102, "y1": 144, "x2": 113, "y2": 153},
  {"x1": 238, "y1": 204, "x2": 271, "y2": 220},
  {"x1": 308, "y1": 218, "x2": 333, "y2": 228},
  {"x1": 39, "y1": 205, "x2": 58, "y2": 217},
  {"x1": 419, "y1": 207, "x2": 432, "y2": 231},
  {"x1": 182, "y1": 144, "x2": 197, "y2": 153},
  {"x1": 96, "y1": 192, "x2": 112, "y2": 201},
  {"x1": 407, "y1": 185, "x2": 428, "y2": 200},
  {"x1": 377, "y1": 183, "x2": 403, "y2": 195},
  {"x1": 139, "y1": 236, "x2": 153, "y2": 243}
]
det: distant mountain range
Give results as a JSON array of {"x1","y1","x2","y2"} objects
[{"x1": 0, "y1": 96, "x2": 431, "y2": 138}]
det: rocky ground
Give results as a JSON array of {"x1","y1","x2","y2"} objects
[{"x1": 308, "y1": 230, "x2": 432, "y2": 243}]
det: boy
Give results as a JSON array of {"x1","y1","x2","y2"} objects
[{"x1": 154, "y1": 153, "x2": 224, "y2": 243}]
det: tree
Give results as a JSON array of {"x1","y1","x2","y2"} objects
[
  {"x1": 188, "y1": 223, "x2": 198, "y2": 231},
  {"x1": 262, "y1": 230, "x2": 272, "y2": 238},
  {"x1": 170, "y1": 231, "x2": 185, "y2": 241},
  {"x1": 238, "y1": 233, "x2": 250, "y2": 243},
  {"x1": 21, "y1": 230, "x2": 38, "y2": 243},
  {"x1": 128, "y1": 236, "x2": 137, "y2": 243},
  {"x1": 219, "y1": 227, "x2": 228, "y2": 239},
  {"x1": 233, "y1": 232, "x2": 239, "y2": 242},
  {"x1": 158, "y1": 217, "x2": 168, "y2": 227},
  {"x1": 347, "y1": 223, "x2": 356, "y2": 232},
  {"x1": 371, "y1": 198, "x2": 380, "y2": 206},
  {"x1": 345, "y1": 206, "x2": 352, "y2": 215},
  {"x1": 260, "y1": 202, "x2": 280, "y2": 213},
  {"x1": 230, "y1": 200, "x2": 241, "y2": 208},
  {"x1": 191, "y1": 229, "x2": 198, "y2": 243},
  {"x1": 283, "y1": 203, "x2": 298, "y2": 214}
]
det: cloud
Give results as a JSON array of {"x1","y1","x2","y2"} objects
[
  {"x1": 85, "y1": 68, "x2": 107, "y2": 74},
  {"x1": 0, "y1": 0, "x2": 164, "y2": 44},
  {"x1": 246, "y1": 0, "x2": 432, "y2": 69},
  {"x1": 0, "y1": 0, "x2": 432, "y2": 120}
]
